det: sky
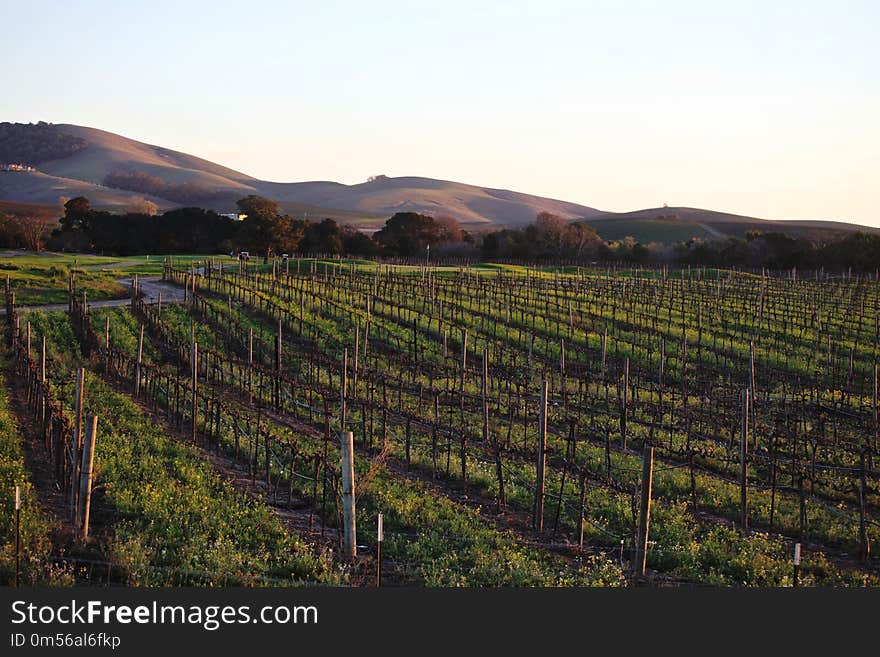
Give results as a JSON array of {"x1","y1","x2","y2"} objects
[{"x1": 3, "y1": 0, "x2": 879, "y2": 226}]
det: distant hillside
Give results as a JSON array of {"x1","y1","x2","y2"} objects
[
  {"x1": 0, "y1": 169, "x2": 171, "y2": 213},
  {"x1": 0, "y1": 123, "x2": 599, "y2": 227},
  {"x1": 259, "y1": 175, "x2": 602, "y2": 227},
  {"x1": 586, "y1": 207, "x2": 880, "y2": 244},
  {"x1": 1, "y1": 122, "x2": 877, "y2": 237},
  {"x1": 0, "y1": 121, "x2": 87, "y2": 166},
  {"x1": 0, "y1": 199, "x2": 60, "y2": 220}
]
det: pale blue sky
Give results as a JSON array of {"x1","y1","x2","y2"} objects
[{"x1": 3, "y1": 0, "x2": 878, "y2": 225}]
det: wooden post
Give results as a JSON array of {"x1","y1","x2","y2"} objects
[
  {"x1": 793, "y1": 542, "x2": 801, "y2": 587},
  {"x1": 578, "y1": 469, "x2": 587, "y2": 549},
  {"x1": 601, "y1": 327, "x2": 608, "y2": 373},
  {"x1": 134, "y1": 325, "x2": 144, "y2": 398},
  {"x1": 633, "y1": 446, "x2": 654, "y2": 576},
  {"x1": 460, "y1": 330, "x2": 468, "y2": 487},
  {"x1": 749, "y1": 340, "x2": 757, "y2": 445},
  {"x1": 191, "y1": 342, "x2": 198, "y2": 443},
  {"x1": 157, "y1": 291, "x2": 162, "y2": 319},
  {"x1": 353, "y1": 323, "x2": 360, "y2": 399},
  {"x1": 70, "y1": 368, "x2": 85, "y2": 522},
  {"x1": 534, "y1": 378, "x2": 548, "y2": 532},
  {"x1": 460, "y1": 329, "x2": 468, "y2": 388},
  {"x1": 247, "y1": 328, "x2": 253, "y2": 406},
  {"x1": 39, "y1": 336, "x2": 46, "y2": 431},
  {"x1": 481, "y1": 349, "x2": 489, "y2": 444},
  {"x1": 859, "y1": 452, "x2": 871, "y2": 561},
  {"x1": 620, "y1": 358, "x2": 629, "y2": 448},
  {"x1": 873, "y1": 363, "x2": 878, "y2": 452},
  {"x1": 340, "y1": 430, "x2": 356, "y2": 560},
  {"x1": 104, "y1": 316, "x2": 110, "y2": 372},
  {"x1": 341, "y1": 347, "x2": 348, "y2": 430},
  {"x1": 376, "y1": 512, "x2": 383, "y2": 588},
  {"x1": 274, "y1": 318, "x2": 282, "y2": 409},
  {"x1": 740, "y1": 388, "x2": 749, "y2": 533},
  {"x1": 13, "y1": 485, "x2": 20, "y2": 587},
  {"x1": 78, "y1": 415, "x2": 98, "y2": 537}
]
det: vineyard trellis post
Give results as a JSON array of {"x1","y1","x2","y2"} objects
[
  {"x1": 873, "y1": 362, "x2": 878, "y2": 453},
  {"x1": 341, "y1": 430, "x2": 357, "y2": 561},
  {"x1": 191, "y1": 342, "x2": 198, "y2": 444},
  {"x1": 534, "y1": 378, "x2": 548, "y2": 532},
  {"x1": 578, "y1": 469, "x2": 587, "y2": 549},
  {"x1": 78, "y1": 415, "x2": 98, "y2": 538},
  {"x1": 70, "y1": 367, "x2": 85, "y2": 523},
  {"x1": 481, "y1": 349, "x2": 489, "y2": 444},
  {"x1": 135, "y1": 324, "x2": 144, "y2": 399},
  {"x1": 376, "y1": 512, "x2": 383, "y2": 588},
  {"x1": 104, "y1": 316, "x2": 110, "y2": 372},
  {"x1": 353, "y1": 323, "x2": 360, "y2": 401},
  {"x1": 620, "y1": 358, "x2": 629, "y2": 449},
  {"x1": 460, "y1": 330, "x2": 468, "y2": 489},
  {"x1": 40, "y1": 336, "x2": 47, "y2": 433},
  {"x1": 859, "y1": 451, "x2": 870, "y2": 561},
  {"x1": 341, "y1": 347, "x2": 347, "y2": 431},
  {"x1": 14, "y1": 485, "x2": 21, "y2": 587},
  {"x1": 634, "y1": 446, "x2": 654, "y2": 577},
  {"x1": 248, "y1": 328, "x2": 253, "y2": 406},
  {"x1": 740, "y1": 388, "x2": 749, "y2": 533}
]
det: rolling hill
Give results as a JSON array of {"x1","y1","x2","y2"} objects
[
  {"x1": 585, "y1": 207, "x2": 880, "y2": 244},
  {"x1": 0, "y1": 123, "x2": 600, "y2": 228},
  {"x1": 1, "y1": 122, "x2": 876, "y2": 241}
]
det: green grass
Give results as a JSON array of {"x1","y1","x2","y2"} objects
[{"x1": 0, "y1": 253, "x2": 244, "y2": 305}]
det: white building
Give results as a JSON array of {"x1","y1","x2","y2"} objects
[{"x1": 1, "y1": 163, "x2": 36, "y2": 172}]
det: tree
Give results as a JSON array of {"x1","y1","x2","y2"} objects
[
  {"x1": 435, "y1": 215, "x2": 465, "y2": 242},
  {"x1": 527, "y1": 211, "x2": 569, "y2": 257},
  {"x1": 564, "y1": 222, "x2": 601, "y2": 258},
  {"x1": 128, "y1": 196, "x2": 158, "y2": 216},
  {"x1": 236, "y1": 196, "x2": 293, "y2": 257},
  {"x1": 0, "y1": 213, "x2": 57, "y2": 251},
  {"x1": 340, "y1": 226, "x2": 379, "y2": 256},
  {"x1": 374, "y1": 212, "x2": 449, "y2": 256},
  {"x1": 60, "y1": 196, "x2": 92, "y2": 232},
  {"x1": 299, "y1": 218, "x2": 343, "y2": 255},
  {"x1": 237, "y1": 195, "x2": 281, "y2": 219}
]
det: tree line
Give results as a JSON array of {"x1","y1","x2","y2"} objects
[{"x1": 1, "y1": 193, "x2": 878, "y2": 271}]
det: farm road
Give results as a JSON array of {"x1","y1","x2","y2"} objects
[{"x1": 0, "y1": 276, "x2": 185, "y2": 314}]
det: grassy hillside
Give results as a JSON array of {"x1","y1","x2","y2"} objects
[
  {"x1": 588, "y1": 218, "x2": 714, "y2": 243},
  {"x1": 0, "y1": 199, "x2": 60, "y2": 220},
  {"x1": 1, "y1": 123, "x2": 601, "y2": 226},
  {"x1": 2, "y1": 123, "x2": 877, "y2": 236},
  {"x1": 586, "y1": 207, "x2": 880, "y2": 244},
  {"x1": 258, "y1": 175, "x2": 602, "y2": 227},
  {"x1": 0, "y1": 170, "x2": 171, "y2": 212}
]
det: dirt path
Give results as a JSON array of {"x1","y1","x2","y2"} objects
[{"x1": 0, "y1": 276, "x2": 186, "y2": 315}]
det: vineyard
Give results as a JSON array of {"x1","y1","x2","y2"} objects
[{"x1": 2, "y1": 257, "x2": 879, "y2": 587}]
